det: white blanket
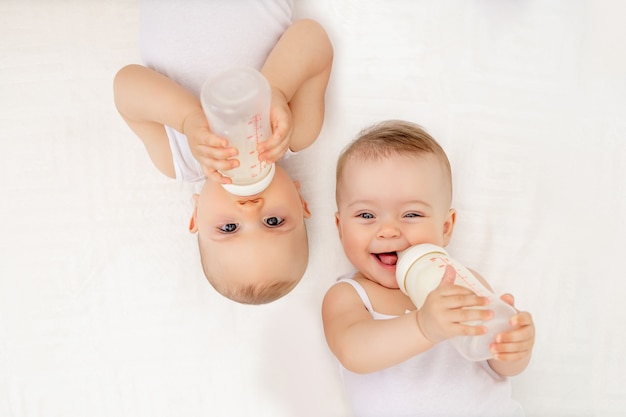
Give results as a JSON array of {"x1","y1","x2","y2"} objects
[{"x1": 1, "y1": 0, "x2": 625, "y2": 415}]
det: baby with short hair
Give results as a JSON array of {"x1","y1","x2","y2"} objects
[
  {"x1": 323, "y1": 120, "x2": 535, "y2": 416},
  {"x1": 114, "y1": 1, "x2": 333, "y2": 304}
]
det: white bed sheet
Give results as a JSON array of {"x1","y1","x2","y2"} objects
[{"x1": 1, "y1": 0, "x2": 625, "y2": 416}]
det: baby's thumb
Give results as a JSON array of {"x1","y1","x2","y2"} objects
[
  {"x1": 500, "y1": 293, "x2": 515, "y2": 307},
  {"x1": 439, "y1": 265, "x2": 457, "y2": 287}
]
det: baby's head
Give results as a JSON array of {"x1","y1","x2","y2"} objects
[
  {"x1": 335, "y1": 120, "x2": 455, "y2": 287},
  {"x1": 189, "y1": 164, "x2": 311, "y2": 304},
  {"x1": 336, "y1": 120, "x2": 452, "y2": 207}
]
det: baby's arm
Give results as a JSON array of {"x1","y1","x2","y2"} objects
[
  {"x1": 113, "y1": 64, "x2": 237, "y2": 182},
  {"x1": 322, "y1": 268, "x2": 491, "y2": 374},
  {"x1": 258, "y1": 19, "x2": 333, "y2": 163},
  {"x1": 488, "y1": 294, "x2": 535, "y2": 377},
  {"x1": 322, "y1": 282, "x2": 433, "y2": 374}
]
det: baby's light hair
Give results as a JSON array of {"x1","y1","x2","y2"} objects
[
  {"x1": 336, "y1": 120, "x2": 452, "y2": 204},
  {"x1": 221, "y1": 279, "x2": 300, "y2": 305},
  {"x1": 197, "y1": 229, "x2": 308, "y2": 305}
]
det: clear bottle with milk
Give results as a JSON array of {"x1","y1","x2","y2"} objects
[
  {"x1": 201, "y1": 67, "x2": 275, "y2": 196},
  {"x1": 395, "y1": 243, "x2": 517, "y2": 361}
]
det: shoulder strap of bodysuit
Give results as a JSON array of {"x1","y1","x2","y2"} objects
[{"x1": 336, "y1": 277, "x2": 375, "y2": 313}]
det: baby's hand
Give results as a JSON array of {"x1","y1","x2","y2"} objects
[
  {"x1": 416, "y1": 265, "x2": 493, "y2": 344},
  {"x1": 490, "y1": 294, "x2": 535, "y2": 362},
  {"x1": 257, "y1": 87, "x2": 293, "y2": 164},
  {"x1": 182, "y1": 108, "x2": 238, "y2": 184}
]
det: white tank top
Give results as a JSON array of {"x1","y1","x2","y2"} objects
[{"x1": 336, "y1": 276, "x2": 525, "y2": 417}]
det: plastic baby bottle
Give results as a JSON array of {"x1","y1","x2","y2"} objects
[
  {"x1": 395, "y1": 243, "x2": 517, "y2": 361},
  {"x1": 201, "y1": 67, "x2": 275, "y2": 196}
]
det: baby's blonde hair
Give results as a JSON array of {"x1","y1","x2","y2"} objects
[
  {"x1": 198, "y1": 229, "x2": 308, "y2": 305},
  {"x1": 336, "y1": 120, "x2": 452, "y2": 204}
]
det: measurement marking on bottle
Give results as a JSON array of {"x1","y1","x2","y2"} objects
[
  {"x1": 430, "y1": 256, "x2": 489, "y2": 298},
  {"x1": 246, "y1": 113, "x2": 266, "y2": 175}
]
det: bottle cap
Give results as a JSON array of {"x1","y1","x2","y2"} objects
[
  {"x1": 221, "y1": 163, "x2": 275, "y2": 196},
  {"x1": 395, "y1": 243, "x2": 448, "y2": 294}
]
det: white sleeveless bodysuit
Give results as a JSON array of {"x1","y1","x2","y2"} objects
[{"x1": 336, "y1": 276, "x2": 524, "y2": 417}]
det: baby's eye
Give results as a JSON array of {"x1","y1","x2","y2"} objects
[
  {"x1": 357, "y1": 212, "x2": 374, "y2": 219},
  {"x1": 404, "y1": 212, "x2": 424, "y2": 218},
  {"x1": 218, "y1": 223, "x2": 239, "y2": 233},
  {"x1": 264, "y1": 216, "x2": 285, "y2": 227}
]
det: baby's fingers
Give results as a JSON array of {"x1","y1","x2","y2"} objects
[
  {"x1": 258, "y1": 103, "x2": 291, "y2": 163},
  {"x1": 497, "y1": 314, "x2": 535, "y2": 344},
  {"x1": 443, "y1": 304, "x2": 493, "y2": 338},
  {"x1": 451, "y1": 322, "x2": 487, "y2": 337},
  {"x1": 456, "y1": 306, "x2": 493, "y2": 324},
  {"x1": 510, "y1": 311, "x2": 534, "y2": 329},
  {"x1": 201, "y1": 167, "x2": 232, "y2": 185},
  {"x1": 197, "y1": 156, "x2": 238, "y2": 174},
  {"x1": 494, "y1": 324, "x2": 534, "y2": 345},
  {"x1": 500, "y1": 293, "x2": 515, "y2": 307},
  {"x1": 194, "y1": 146, "x2": 239, "y2": 171},
  {"x1": 197, "y1": 143, "x2": 238, "y2": 161},
  {"x1": 258, "y1": 125, "x2": 290, "y2": 163},
  {"x1": 438, "y1": 287, "x2": 490, "y2": 309},
  {"x1": 258, "y1": 141, "x2": 289, "y2": 164},
  {"x1": 490, "y1": 338, "x2": 534, "y2": 361},
  {"x1": 491, "y1": 314, "x2": 535, "y2": 359},
  {"x1": 438, "y1": 265, "x2": 457, "y2": 287},
  {"x1": 201, "y1": 132, "x2": 229, "y2": 148}
]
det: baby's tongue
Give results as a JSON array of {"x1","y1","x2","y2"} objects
[{"x1": 378, "y1": 252, "x2": 398, "y2": 266}]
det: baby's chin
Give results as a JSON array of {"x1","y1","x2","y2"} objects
[{"x1": 362, "y1": 268, "x2": 400, "y2": 290}]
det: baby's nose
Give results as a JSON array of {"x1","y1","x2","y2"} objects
[{"x1": 377, "y1": 220, "x2": 401, "y2": 239}]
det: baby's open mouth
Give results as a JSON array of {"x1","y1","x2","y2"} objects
[{"x1": 375, "y1": 252, "x2": 398, "y2": 266}]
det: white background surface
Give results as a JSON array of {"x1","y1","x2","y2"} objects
[{"x1": 1, "y1": 0, "x2": 625, "y2": 416}]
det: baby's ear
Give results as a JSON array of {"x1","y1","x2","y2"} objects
[
  {"x1": 335, "y1": 212, "x2": 342, "y2": 239},
  {"x1": 188, "y1": 194, "x2": 200, "y2": 234},
  {"x1": 301, "y1": 195, "x2": 311, "y2": 219},
  {"x1": 294, "y1": 181, "x2": 312, "y2": 219},
  {"x1": 442, "y1": 208, "x2": 456, "y2": 246}
]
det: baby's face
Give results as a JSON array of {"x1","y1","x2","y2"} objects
[
  {"x1": 193, "y1": 165, "x2": 310, "y2": 301},
  {"x1": 335, "y1": 153, "x2": 455, "y2": 289}
]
